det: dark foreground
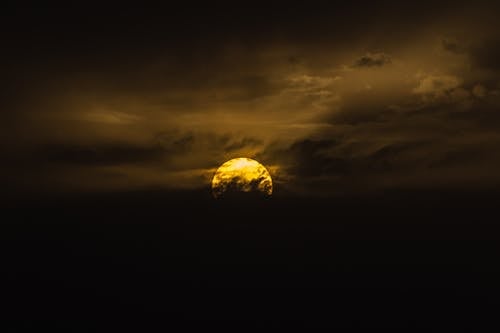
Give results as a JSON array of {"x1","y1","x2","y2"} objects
[{"x1": 2, "y1": 189, "x2": 500, "y2": 329}]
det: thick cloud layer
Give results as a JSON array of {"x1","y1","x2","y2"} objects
[{"x1": 2, "y1": 2, "x2": 500, "y2": 195}]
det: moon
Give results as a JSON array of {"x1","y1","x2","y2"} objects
[{"x1": 211, "y1": 158, "x2": 273, "y2": 198}]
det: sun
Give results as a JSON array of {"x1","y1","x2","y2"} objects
[{"x1": 211, "y1": 158, "x2": 273, "y2": 198}]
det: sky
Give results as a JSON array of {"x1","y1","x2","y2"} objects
[
  {"x1": 3, "y1": 4, "x2": 500, "y2": 328},
  {"x1": 3, "y1": 2, "x2": 500, "y2": 196}
]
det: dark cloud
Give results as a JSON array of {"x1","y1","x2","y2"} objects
[
  {"x1": 38, "y1": 131, "x2": 263, "y2": 171},
  {"x1": 0, "y1": 1, "x2": 456, "y2": 93},
  {"x1": 284, "y1": 139, "x2": 346, "y2": 177},
  {"x1": 328, "y1": 89, "x2": 406, "y2": 125},
  {"x1": 265, "y1": 130, "x2": 500, "y2": 195},
  {"x1": 353, "y1": 53, "x2": 392, "y2": 68},
  {"x1": 366, "y1": 141, "x2": 429, "y2": 171},
  {"x1": 3, "y1": 2, "x2": 500, "y2": 196},
  {"x1": 443, "y1": 101, "x2": 500, "y2": 129},
  {"x1": 42, "y1": 144, "x2": 166, "y2": 166},
  {"x1": 155, "y1": 131, "x2": 262, "y2": 156},
  {"x1": 258, "y1": 76, "x2": 500, "y2": 193},
  {"x1": 471, "y1": 39, "x2": 500, "y2": 71},
  {"x1": 284, "y1": 139, "x2": 425, "y2": 177},
  {"x1": 441, "y1": 38, "x2": 467, "y2": 54},
  {"x1": 155, "y1": 132, "x2": 196, "y2": 153},
  {"x1": 224, "y1": 137, "x2": 262, "y2": 152},
  {"x1": 428, "y1": 147, "x2": 494, "y2": 169},
  {"x1": 258, "y1": 137, "x2": 425, "y2": 194},
  {"x1": 330, "y1": 106, "x2": 394, "y2": 125}
]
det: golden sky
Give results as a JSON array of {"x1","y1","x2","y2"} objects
[{"x1": 3, "y1": 2, "x2": 500, "y2": 196}]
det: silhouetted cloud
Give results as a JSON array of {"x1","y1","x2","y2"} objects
[
  {"x1": 442, "y1": 38, "x2": 467, "y2": 54},
  {"x1": 471, "y1": 39, "x2": 500, "y2": 71},
  {"x1": 353, "y1": 53, "x2": 392, "y2": 68}
]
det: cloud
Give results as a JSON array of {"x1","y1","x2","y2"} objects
[
  {"x1": 5, "y1": 2, "x2": 500, "y2": 196},
  {"x1": 79, "y1": 110, "x2": 141, "y2": 125},
  {"x1": 352, "y1": 53, "x2": 392, "y2": 68},
  {"x1": 331, "y1": 107, "x2": 393, "y2": 125},
  {"x1": 441, "y1": 38, "x2": 467, "y2": 54},
  {"x1": 287, "y1": 74, "x2": 339, "y2": 87},
  {"x1": 44, "y1": 144, "x2": 165, "y2": 166},
  {"x1": 259, "y1": 137, "x2": 429, "y2": 195},
  {"x1": 472, "y1": 84, "x2": 487, "y2": 98},
  {"x1": 413, "y1": 74, "x2": 462, "y2": 99},
  {"x1": 154, "y1": 131, "x2": 264, "y2": 159},
  {"x1": 282, "y1": 139, "x2": 343, "y2": 177},
  {"x1": 470, "y1": 39, "x2": 500, "y2": 71},
  {"x1": 263, "y1": 122, "x2": 500, "y2": 195}
]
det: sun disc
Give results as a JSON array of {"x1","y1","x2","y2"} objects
[{"x1": 211, "y1": 158, "x2": 273, "y2": 198}]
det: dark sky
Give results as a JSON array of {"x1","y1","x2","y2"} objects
[{"x1": 3, "y1": 2, "x2": 500, "y2": 196}]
